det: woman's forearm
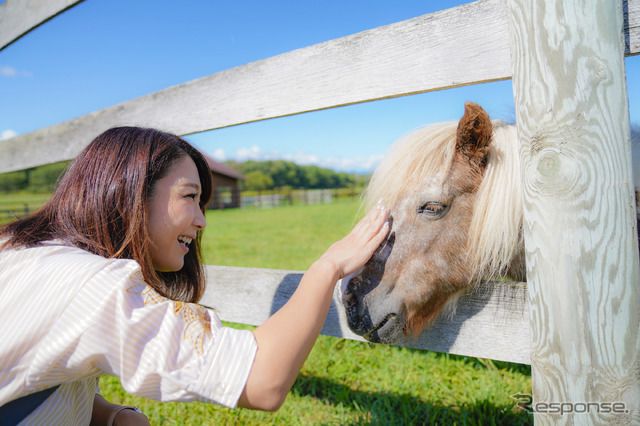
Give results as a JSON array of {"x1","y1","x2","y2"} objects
[
  {"x1": 237, "y1": 201, "x2": 388, "y2": 411},
  {"x1": 238, "y1": 260, "x2": 340, "y2": 410}
]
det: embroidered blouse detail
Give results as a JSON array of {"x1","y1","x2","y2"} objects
[{"x1": 141, "y1": 286, "x2": 212, "y2": 356}]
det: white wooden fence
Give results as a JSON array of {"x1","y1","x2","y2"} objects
[
  {"x1": 2, "y1": 0, "x2": 639, "y2": 423},
  {"x1": 240, "y1": 189, "x2": 333, "y2": 208}
]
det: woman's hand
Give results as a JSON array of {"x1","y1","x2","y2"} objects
[
  {"x1": 90, "y1": 394, "x2": 150, "y2": 426},
  {"x1": 238, "y1": 200, "x2": 389, "y2": 411},
  {"x1": 316, "y1": 199, "x2": 389, "y2": 280},
  {"x1": 111, "y1": 407, "x2": 150, "y2": 426}
]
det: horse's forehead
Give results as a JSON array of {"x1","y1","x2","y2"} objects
[{"x1": 391, "y1": 176, "x2": 449, "y2": 209}]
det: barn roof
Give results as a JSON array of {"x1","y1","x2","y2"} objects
[{"x1": 201, "y1": 153, "x2": 246, "y2": 181}]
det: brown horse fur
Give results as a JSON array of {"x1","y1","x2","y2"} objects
[{"x1": 343, "y1": 102, "x2": 524, "y2": 343}]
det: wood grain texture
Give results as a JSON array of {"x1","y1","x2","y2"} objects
[
  {"x1": 508, "y1": 0, "x2": 640, "y2": 423},
  {"x1": 0, "y1": 0, "x2": 84, "y2": 51},
  {"x1": 625, "y1": 0, "x2": 640, "y2": 54},
  {"x1": 200, "y1": 265, "x2": 531, "y2": 364}
]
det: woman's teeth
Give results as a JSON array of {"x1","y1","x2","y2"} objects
[{"x1": 178, "y1": 236, "x2": 192, "y2": 246}]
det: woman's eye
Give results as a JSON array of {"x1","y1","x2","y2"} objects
[
  {"x1": 185, "y1": 193, "x2": 198, "y2": 200},
  {"x1": 417, "y1": 202, "x2": 448, "y2": 217}
]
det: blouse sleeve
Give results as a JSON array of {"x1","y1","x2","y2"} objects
[{"x1": 28, "y1": 258, "x2": 257, "y2": 408}]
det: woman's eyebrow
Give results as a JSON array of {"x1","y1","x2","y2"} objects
[{"x1": 182, "y1": 182, "x2": 202, "y2": 192}]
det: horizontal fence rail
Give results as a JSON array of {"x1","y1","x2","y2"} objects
[
  {"x1": 201, "y1": 266, "x2": 531, "y2": 364},
  {"x1": 0, "y1": 0, "x2": 84, "y2": 51},
  {"x1": 1, "y1": 0, "x2": 638, "y2": 173}
]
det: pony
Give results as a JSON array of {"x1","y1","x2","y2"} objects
[{"x1": 341, "y1": 102, "x2": 639, "y2": 344}]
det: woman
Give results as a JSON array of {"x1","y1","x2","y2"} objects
[{"x1": 0, "y1": 127, "x2": 389, "y2": 424}]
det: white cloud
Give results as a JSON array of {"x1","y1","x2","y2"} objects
[
  {"x1": 211, "y1": 144, "x2": 382, "y2": 174},
  {"x1": 0, "y1": 66, "x2": 16, "y2": 77},
  {"x1": 211, "y1": 148, "x2": 226, "y2": 161},
  {"x1": 235, "y1": 145, "x2": 264, "y2": 161},
  {"x1": 233, "y1": 145, "x2": 285, "y2": 162},
  {"x1": 1, "y1": 129, "x2": 18, "y2": 140},
  {"x1": 1, "y1": 66, "x2": 33, "y2": 77},
  {"x1": 282, "y1": 151, "x2": 320, "y2": 166},
  {"x1": 319, "y1": 154, "x2": 384, "y2": 173}
]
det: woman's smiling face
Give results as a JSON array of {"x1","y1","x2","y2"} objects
[{"x1": 148, "y1": 155, "x2": 207, "y2": 272}]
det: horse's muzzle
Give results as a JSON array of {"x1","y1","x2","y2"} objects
[{"x1": 341, "y1": 274, "x2": 404, "y2": 343}]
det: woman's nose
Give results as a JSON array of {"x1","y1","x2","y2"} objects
[{"x1": 194, "y1": 206, "x2": 207, "y2": 229}]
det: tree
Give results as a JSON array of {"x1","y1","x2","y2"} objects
[
  {"x1": 225, "y1": 159, "x2": 359, "y2": 190},
  {"x1": 29, "y1": 162, "x2": 69, "y2": 192},
  {"x1": 0, "y1": 170, "x2": 28, "y2": 192},
  {"x1": 244, "y1": 170, "x2": 274, "y2": 191}
]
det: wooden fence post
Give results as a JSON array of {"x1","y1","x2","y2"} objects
[{"x1": 508, "y1": 0, "x2": 640, "y2": 423}]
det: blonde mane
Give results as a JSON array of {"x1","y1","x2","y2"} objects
[
  {"x1": 468, "y1": 122, "x2": 523, "y2": 279},
  {"x1": 364, "y1": 120, "x2": 523, "y2": 281},
  {"x1": 365, "y1": 122, "x2": 459, "y2": 210}
]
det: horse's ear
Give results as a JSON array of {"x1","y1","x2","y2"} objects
[{"x1": 456, "y1": 102, "x2": 492, "y2": 172}]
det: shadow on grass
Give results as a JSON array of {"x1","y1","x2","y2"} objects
[
  {"x1": 440, "y1": 350, "x2": 531, "y2": 376},
  {"x1": 290, "y1": 373, "x2": 533, "y2": 425}
]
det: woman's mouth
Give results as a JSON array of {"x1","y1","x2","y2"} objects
[{"x1": 178, "y1": 236, "x2": 192, "y2": 251}]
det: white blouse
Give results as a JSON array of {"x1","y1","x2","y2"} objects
[{"x1": 0, "y1": 242, "x2": 257, "y2": 424}]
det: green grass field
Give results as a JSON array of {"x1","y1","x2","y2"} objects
[
  {"x1": 0, "y1": 192, "x2": 51, "y2": 223},
  {"x1": 201, "y1": 199, "x2": 364, "y2": 270},
  {"x1": 1, "y1": 193, "x2": 532, "y2": 424}
]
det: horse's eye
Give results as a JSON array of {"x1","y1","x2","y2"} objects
[{"x1": 417, "y1": 202, "x2": 448, "y2": 218}]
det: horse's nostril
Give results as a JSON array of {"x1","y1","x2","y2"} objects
[
  {"x1": 356, "y1": 298, "x2": 366, "y2": 318},
  {"x1": 343, "y1": 291, "x2": 355, "y2": 307},
  {"x1": 342, "y1": 291, "x2": 364, "y2": 319}
]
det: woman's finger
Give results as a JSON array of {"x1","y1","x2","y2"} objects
[
  {"x1": 352, "y1": 199, "x2": 387, "y2": 241},
  {"x1": 326, "y1": 201, "x2": 390, "y2": 278}
]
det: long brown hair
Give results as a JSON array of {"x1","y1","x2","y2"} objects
[{"x1": 0, "y1": 127, "x2": 213, "y2": 303}]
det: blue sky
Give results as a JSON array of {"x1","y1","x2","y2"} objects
[{"x1": 1, "y1": 0, "x2": 638, "y2": 173}]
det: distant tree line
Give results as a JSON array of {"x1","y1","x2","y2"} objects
[
  {"x1": 0, "y1": 159, "x2": 369, "y2": 194},
  {"x1": 225, "y1": 160, "x2": 367, "y2": 191},
  {"x1": 0, "y1": 161, "x2": 69, "y2": 193}
]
